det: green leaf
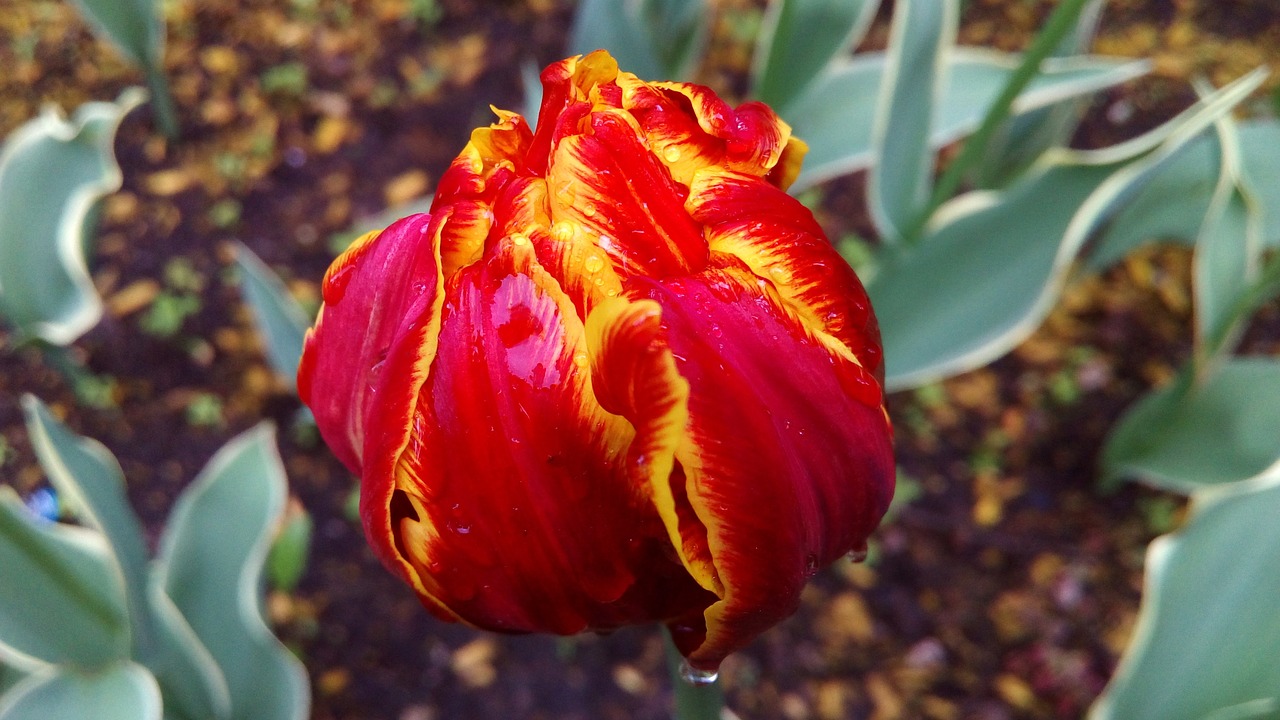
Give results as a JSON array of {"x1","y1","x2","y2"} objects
[
  {"x1": 868, "y1": 0, "x2": 958, "y2": 242},
  {"x1": 0, "y1": 489, "x2": 129, "y2": 669},
  {"x1": 1101, "y1": 359, "x2": 1280, "y2": 493},
  {"x1": 1088, "y1": 120, "x2": 1280, "y2": 269},
  {"x1": 154, "y1": 425, "x2": 309, "y2": 720},
  {"x1": 521, "y1": 60, "x2": 542, "y2": 131},
  {"x1": 0, "y1": 663, "x2": 161, "y2": 720},
  {"x1": 568, "y1": 0, "x2": 709, "y2": 81},
  {"x1": 0, "y1": 89, "x2": 144, "y2": 345},
  {"x1": 977, "y1": 0, "x2": 1105, "y2": 186},
  {"x1": 19, "y1": 395, "x2": 229, "y2": 720},
  {"x1": 265, "y1": 504, "x2": 312, "y2": 594},
  {"x1": 750, "y1": 0, "x2": 879, "y2": 109},
  {"x1": 1192, "y1": 115, "x2": 1263, "y2": 361},
  {"x1": 233, "y1": 245, "x2": 312, "y2": 393},
  {"x1": 68, "y1": 0, "x2": 162, "y2": 68},
  {"x1": 869, "y1": 69, "x2": 1265, "y2": 390},
  {"x1": 1089, "y1": 471, "x2": 1280, "y2": 720},
  {"x1": 789, "y1": 50, "x2": 1150, "y2": 192}
]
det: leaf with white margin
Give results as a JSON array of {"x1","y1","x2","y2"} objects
[
  {"x1": 1100, "y1": 359, "x2": 1280, "y2": 493},
  {"x1": 868, "y1": 0, "x2": 958, "y2": 242},
  {"x1": 788, "y1": 49, "x2": 1151, "y2": 192},
  {"x1": 751, "y1": 0, "x2": 880, "y2": 110},
  {"x1": 1088, "y1": 468, "x2": 1280, "y2": 720},
  {"x1": 0, "y1": 488, "x2": 129, "y2": 669},
  {"x1": 233, "y1": 245, "x2": 312, "y2": 393},
  {"x1": 1192, "y1": 114, "x2": 1263, "y2": 358},
  {"x1": 0, "y1": 662, "x2": 160, "y2": 720},
  {"x1": 20, "y1": 395, "x2": 231, "y2": 720},
  {"x1": 1089, "y1": 120, "x2": 1280, "y2": 268},
  {"x1": 977, "y1": 0, "x2": 1106, "y2": 187},
  {"x1": 568, "y1": 0, "x2": 709, "y2": 81},
  {"x1": 869, "y1": 69, "x2": 1266, "y2": 391},
  {"x1": 0, "y1": 89, "x2": 144, "y2": 345},
  {"x1": 155, "y1": 424, "x2": 309, "y2": 720}
]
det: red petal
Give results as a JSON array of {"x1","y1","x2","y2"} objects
[
  {"x1": 297, "y1": 213, "x2": 443, "y2": 474},
  {"x1": 546, "y1": 110, "x2": 708, "y2": 278},
  {"x1": 687, "y1": 169, "x2": 884, "y2": 382},
  {"x1": 631, "y1": 259, "x2": 895, "y2": 669},
  {"x1": 363, "y1": 239, "x2": 710, "y2": 634}
]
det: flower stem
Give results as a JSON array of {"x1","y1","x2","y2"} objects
[
  {"x1": 903, "y1": 0, "x2": 1093, "y2": 245},
  {"x1": 664, "y1": 631, "x2": 723, "y2": 720}
]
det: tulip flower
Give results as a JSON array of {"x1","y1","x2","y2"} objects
[{"x1": 298, "y1": 50, "x2": 894, "y2": 673}]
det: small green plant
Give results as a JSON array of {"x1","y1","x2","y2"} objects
[
  {"x1": 260, "y1": 63, "x2": 309, "y2": 99},
  {"x1": 0, "y1": 395, "x2": 309, "y2": 720}
]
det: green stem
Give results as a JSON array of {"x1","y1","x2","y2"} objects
[
  {"x1": 903, "y1": 0, "x2": 1093, "y2": 245},
  {"x1": 664, "y1": 630, "x2": 723, "y2": 720},
  {"x1": 144, "y1": 66, "x2": 179, "y2": 140}
]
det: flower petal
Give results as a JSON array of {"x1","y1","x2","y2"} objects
[
  {"x1": 364, "y1": 239, "x2": 711, "y2": 634},
  {"x1": 546, "y1": 109, "x2": 708, "y2": 278},
  {"x1": 631, "y1": 258, "x2": 895, "y2": 669},
  {"x1": 583, "y1": 297, "x2": 720, "y2": 595},
  {"x1": 297, "y1": 213, "x2": 443, "y2": 474},
  {"x1": 688, "y1": 168, "x2": 884, "y2": 382}
]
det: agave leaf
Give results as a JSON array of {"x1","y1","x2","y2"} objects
[
  {"x1": 154, "y1": 425, "x2": 309, "y2": 720},
  {"x1": 1089, "y1": 470, "x2": 1280, "y2": 720},
  {"x1": 750, "y1": 0, "x2": 880, "y2": 109},
  {"x1": 0, "y1": 489, "x2": 129, "y2": 669},
  {"x1": 868, "y1": 0, "x2": 958, "y2": 242},
  {"x1": 869, "y1": 69, "x2": 1265, "y2": 390},
  {"x1": 1100, "y1": 359, "x2": 1280, "y2": 493},
  {"x1": 0, "y1": 662, "x2": 161, "y2": 720},
  {"x1": 789, "y1": 49, "x2": 1150, "y2": 192},
  {"x1": 19, "y1": 395, "x2": 230, "y2": 720},
  {"x1": 0, "y1": 89, "x2": 144, "y2": 345},
  {"x1": 233, "y1": 245, "x2": 312, "y2": 392}
]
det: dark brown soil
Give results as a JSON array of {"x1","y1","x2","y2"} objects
[{"x1": 3, "y1": 1, "x2": 1278, "y2": 719}]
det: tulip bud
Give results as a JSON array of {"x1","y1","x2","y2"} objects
[{"x1": 298, "y1": 50, "x2": 894, "y2": 673}]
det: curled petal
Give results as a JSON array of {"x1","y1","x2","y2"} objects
[
  {"x1": 365, "y1": 239, "x2": 710, "y2": 634},
  {"x1": 547, "y1": 110, "x2": 708, "y2": 278},
  {"x1": 297, "y1": 213, "x2": 443, "y2": 473},
  {"x1": 632, "y1": 259, "x2": 895, "y2": 669},
  {"x1": 688, "y1": 169, "x2": 884, "y2": 382}
]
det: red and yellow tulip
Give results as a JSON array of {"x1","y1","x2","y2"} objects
[{"x1": 298, "y1": 50, "x2": 894, "y2": 671}]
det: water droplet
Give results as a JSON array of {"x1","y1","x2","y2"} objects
[
  {"x1": 583, "y1": 205, "x2": 597, "y2": 218},
  {"x1": 551, "y1": 221, "x2": 576, "y2": 243},
  {"x1": 679, "y1": 659, "x2": 719, "y2": 686},
  {"x1": 572, "y1": 351, "x2": 589, "y2": 368},
  {"x1": 584, "y1": 254, "x2": 605, "y2": 273},
  {"x1": 510, "y1": 233, "x2": 529, "y2": 247},
  {"x1": 662, "y1": 145, "x2": 682, "y2": 162},
  {"x1": 768, "y1": 265, "x2": 791, "y2": 283},
  {"x1": 322, "y1": 263, "x2": 357, "y2": 305},
  {"x1": 709, "y1": 325, "x2": 723, "y2": 339},
  {"x1": 847, "y1": 543, "x2": 869, "y2": 564},
  {"x1": 555, "y1": 181, "x2": 577, "y2": 206}
]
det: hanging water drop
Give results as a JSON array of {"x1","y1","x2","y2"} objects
[
  {"x1": 584, "y1": 254, "x2": 605, "y2": 273},
  {"x1": 662, "y1": 144, "x2": 682, "y2": 163},
  {"x1": 847, "y1": 543, "x2": 869, "y2": 564},
  {"x1": 678, "y1": 659, "x2": 719, "y2": 686}
]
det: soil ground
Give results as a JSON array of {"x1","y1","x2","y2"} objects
[{"x1": 3, "y1": 1, "x2": 1280, "y2": 718}]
